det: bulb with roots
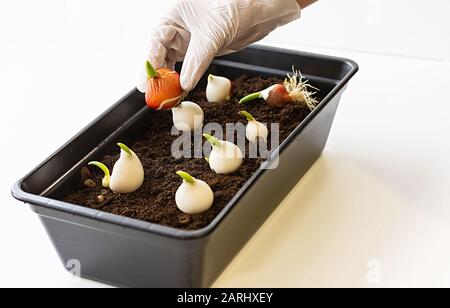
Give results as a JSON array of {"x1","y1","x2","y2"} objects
[{"x1": 239, "y1": 69, "x2": 319, "y2": 110}]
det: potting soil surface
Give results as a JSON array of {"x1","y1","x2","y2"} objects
[{"x1": 64, "y1": 75, "x2": 316, "y2": 230}]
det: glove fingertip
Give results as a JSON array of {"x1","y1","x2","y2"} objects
[
  {"x1": 180, "y1": 74, "x2": 196, "y2": 92},
  {"x1": 137, "y1": 71, "x2": 148, "y2": 93}
]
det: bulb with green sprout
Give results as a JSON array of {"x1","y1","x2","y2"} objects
[
  {"x1": 88, "y1": 161, "x2": 110, "y2": 188},
  {"x1": 175, "y1": 171, "x2": 214, "y2": 215},
  {"x1": 89, "y1": 143, "x2": 144, "y2": 194},
  {"x1": 239, "y1": 111, "x2": 268, "y2": 143},
  {"x1": 203, "y1": 134, "x2": 243, "y2": 174}
]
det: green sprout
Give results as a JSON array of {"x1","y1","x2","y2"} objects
[
  {"x1": 203, "y1": 134, "x2": 222, "y2": 148},
  {"x1": 239, "y1": 92, "x2": 263, "y2": 104},
  {"x1": 146, "y1": 60, "x2": 157, "y2": 78},
  {"x1": 88, "y1": 161, "x2": 110, "y2": 188},
  {"x1": 117, "y1": 143, "x2": 132, "y2": 156},
  {"x1": 176, "y1": 171, "x2": 195, "y2": 184},
  {"x1": 239, "y1": 111, "x2": 255, "y2": 121}
]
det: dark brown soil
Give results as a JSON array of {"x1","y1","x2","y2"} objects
[{"x1": 63, "y1": 75, "x2": 315, "y2": 230}]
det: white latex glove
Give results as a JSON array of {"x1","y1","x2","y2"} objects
[{"x1": 138, "y1": 0, "x2": 301, "y2": 93}]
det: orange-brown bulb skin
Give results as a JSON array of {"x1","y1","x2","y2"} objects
[
  {"x1": 266, "y1": 84, "x2": 292, "y2": 107},
  {"x1": 145, "y1": 68, "x2": 183, "y2": 110}
]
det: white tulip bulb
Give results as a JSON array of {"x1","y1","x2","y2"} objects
[
  {"x1": 246, "y1": 121, "x2": 269, "y2": 143},
  {"x1": 88, "y1": 143, "x2": 144, "y2": 194},
  {"x1": 206, "y1": 74, "x2": 231, "y2": 103},
  {"x1": 204, "y1": 134, "x2": 243, "y2": 175},
  {"x1": 172, "y1": 101, "x2": 204, "y2": 132},
  {"x1": 175, "y1": 171, "x2": 214, "y2": 215},
  {"x1": 240, "y1": 111, "x2": 268, "y2": 143},
  {"x1": 109, "y1": 144, "x2": 144, "y2": 194}
]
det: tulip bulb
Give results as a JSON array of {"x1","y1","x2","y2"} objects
[
  {"x1": 88, "y1": 161, "x2": 110, "y2": 188},
  {"x1": 172, "y1": 101, "x2": 204, "y2": 132},
  {"x1": 203, "y1": 134, "x2": 243, "y2": 174},
  {"x1": 89, "y1": 143, "x2": 144, "y2": 194},
  {"x1": 175, "y1": 171, "x2": 214, "y2": 215},
  {"x1": 142, "y1": 61, "x2": 184, "y2": 110},
  {"x1": 239, "y1": 70, "x2": 319, "y2": 110},
  {"x1": 206, "y1": 74, "x2": 231, "y2": 103},
  {"x1": 239, "y1": 111, "x2": 268, "y2": 143}
]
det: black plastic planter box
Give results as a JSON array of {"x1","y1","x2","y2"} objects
[{"x1": 12, "y1": 45, "x2": 358, "y2": 288}]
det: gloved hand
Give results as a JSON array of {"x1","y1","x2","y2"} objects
[{"x1": 138, "y1": 0, "x2": 301, "y2": 93}]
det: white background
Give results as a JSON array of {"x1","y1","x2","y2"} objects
[{"x1": 1, "y1": 0, "x2": 450, "y2": 287}]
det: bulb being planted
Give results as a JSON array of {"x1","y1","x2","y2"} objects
[
  {"x1": 175, "y1": 171, "x2": 214, "y2": 215},
  {"x1": 172, "y1": 101, "x2": 204, "y2": 132},
  {"x1": 203, "y1": 134, "x2": 243, "y2": 175},
  {"x1": 141, "y1": 61, "x2": 184, "y2": 110},
  {"x1": 206, "y1": 74, "x2": 231, "y2": 103},
  {"x1": 239, "y1": 70, "x2": 319, "y2": 110},
  {"x1": 89, "y1": 143, "x2": 144, "y2": 194},
  {"x1": 239, "y1": 111, "x2": 268, "y2": 143}
]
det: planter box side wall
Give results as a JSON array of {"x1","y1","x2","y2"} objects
[{"x1": 35, "y1": 207, "x2": 207, "y2": 288}]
